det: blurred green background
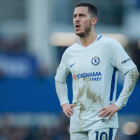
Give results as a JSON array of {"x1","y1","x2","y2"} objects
[{"x1": 0, "y1": 0, "x2": 140, "y2": 140}]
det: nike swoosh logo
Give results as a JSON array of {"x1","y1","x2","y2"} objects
[{"x1": 70, "y1": 63, "x2": 76, "y2": 68}]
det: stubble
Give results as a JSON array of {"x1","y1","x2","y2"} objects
[{"x1": 76, "y1": 20, "x2": 92, "y2": 38}]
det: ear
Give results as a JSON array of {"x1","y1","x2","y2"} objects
[{"x1": 91, "y1": 17, "x2": 98, "y2": 26}]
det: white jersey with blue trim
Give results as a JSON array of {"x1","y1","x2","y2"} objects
[{"x1": 55, "y1": 35, "x2": 136, "y2": 133}]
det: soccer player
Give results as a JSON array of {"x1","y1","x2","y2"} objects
[{"x1": 55, "y1": 3, "x2": 139, "y2": 140}]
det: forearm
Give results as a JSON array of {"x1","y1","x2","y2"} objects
[
  {"x1": 55, "y1": 80, "x2": 69, "y2": 106},
  {"x1": 115, "y1": 68, "x2": 139, "y2": 109}
]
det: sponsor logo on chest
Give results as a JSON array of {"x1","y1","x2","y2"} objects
[{"x1": 73, "y1": 72, "x2": 102, "y2": 81}]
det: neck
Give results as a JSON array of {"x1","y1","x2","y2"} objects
[{"x1": 80, "y1": 30, "x2": 97, "y2": 47}]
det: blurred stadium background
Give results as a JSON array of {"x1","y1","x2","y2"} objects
[{"x1": 0, "y1": 0, "x2": 140, "y2": 139}]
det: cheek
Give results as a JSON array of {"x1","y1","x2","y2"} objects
[
  {"x1": 73, "y1": 19, "x2": 75, "y2": 25},
  {"x1": 83, "y1": 21, "x2": 90, "y2": 28}
]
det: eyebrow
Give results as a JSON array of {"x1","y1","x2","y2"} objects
[{"x1": 73, "y1": 13, "x2": 87, "y2": 17}]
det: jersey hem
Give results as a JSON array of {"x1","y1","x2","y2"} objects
[{"x1": 69, "y1": 125, "x2": 119, "y2": 134}]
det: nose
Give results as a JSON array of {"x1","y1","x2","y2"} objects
[{"x1": 74, "y1": 16, "x2": 80, "y2": 23}]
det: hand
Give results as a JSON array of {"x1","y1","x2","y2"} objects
[
  {"x1": 61, "y1": 103, "x2": 76, "y2": 118},
  {"x1": 98, "y1": 104, "x2": 120, "y2": 120}
]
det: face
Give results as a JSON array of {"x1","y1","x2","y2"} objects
[{"x1": 73, "y1": 7, "x2": 94, "y2": 38}]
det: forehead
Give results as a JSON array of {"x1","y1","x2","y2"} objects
[{"x1": 74, "y1": 6, "x2": 89, "y2": 15}]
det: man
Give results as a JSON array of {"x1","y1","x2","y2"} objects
[{"x1": 55, "y1": 3, "x2": 139, "y2": 140}]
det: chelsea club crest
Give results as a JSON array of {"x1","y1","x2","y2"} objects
[{"x1": 91, "y1": 56, "x2": 100, "y2": 65}]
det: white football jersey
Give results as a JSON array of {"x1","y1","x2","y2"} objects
[{"x1": 55, "y1": 35, "x2": 136, "y2": 133}]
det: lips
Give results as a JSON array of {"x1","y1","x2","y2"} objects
[{"x1": 75, "y1": 25, "x2": 80, "y2": 31}]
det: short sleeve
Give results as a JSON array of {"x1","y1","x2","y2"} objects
[
  {"x1": 55, "y1": 51, "x2": 70, "y2": 84},
  {"x1": 108, "y1": 39, "x2": 136, "y2": 74}
]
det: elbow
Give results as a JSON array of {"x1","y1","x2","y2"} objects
[
  {"x1": 128, "y1": 68, "x2": 139, "y2": 82},
  {"x1": 136, "y1": 69, "x2": 139, "y2": 80},
  {"x1": 137, "y1": 70, "x2": 140, "y2": 79}
]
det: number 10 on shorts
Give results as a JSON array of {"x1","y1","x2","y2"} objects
[{"x1": 95, "y1": 131, "x2": 107, "y2": 140}]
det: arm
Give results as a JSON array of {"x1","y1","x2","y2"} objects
[
  {"x1": 55, "y1": 80, "x2": 76, "y2": 117},
  {"x1": 55, "y1": 51, "x2": 76, "y2": 118},
  {"x1": 99, "y1": 67, "x2": 139, "y2": 119},
  {"x1": 99, "y1": 39, "x2": 139, "y2": 119},
  {"x1": 55, "y1": 80, "x2": 69, "y2": 106},
  {"x1": 115, "y1": 68, "x2": 139, "y2": 109}
]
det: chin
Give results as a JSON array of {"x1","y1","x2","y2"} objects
[
  {"x1": 75, "y1": 32, "x2": 85, "y2": 38},
  {"x1": 75, "y1": 30, "x2": 82, "y2": 35}
]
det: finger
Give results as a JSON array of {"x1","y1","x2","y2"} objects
[
  {"x1": 69, "y1": 108, "x2": 74, "y2": 113},
  {"x1": 71, "y1": 104, "x2": 76, "y2": 108},
  {"x1": 67, "y1": 110, "x2": 73, "y2": 116},
  {"x1": 65, "y1": 112, "x2": 70, "y2": 118},
  {"x1": 109, "y1": 113, "x2": 114, "y2": 120},
  {"x1": 99, "y1": 107, "x2": 107, "y2": 113},
  {"x1": 99, "y1": 110, "x2": 108, "y2": 117},
  {"x1": 102, "y1": 111, "x2": 110, "y2": 118}
]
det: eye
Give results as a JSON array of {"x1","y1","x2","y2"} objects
[{"x1": 73, "y1": 15, "x2": 77, "y2": 18}]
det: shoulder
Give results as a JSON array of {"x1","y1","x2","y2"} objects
[
  {"x1": 62, "y1": 42, "x2": 79, "y2": 58},
  {"x1": 66, "y1": 42, "x2": 79, "y2": 51},
  {"x1": 63, "y1": 42, "x2": 79, "y2": 54},
  {"x1": 101, "y1": 36, "x2": 123, "y2": 50},
  {"x1": 101, "y1": 36, "x2": 120, "y2": 45}
]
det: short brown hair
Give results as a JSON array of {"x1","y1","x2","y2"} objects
[{"x1": 75, "y1": 3, "x2": 98, "y2": 18}]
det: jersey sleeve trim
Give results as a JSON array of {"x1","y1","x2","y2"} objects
[{"x1": 123, "y1": 66, "x2": 137, "y2": 75}]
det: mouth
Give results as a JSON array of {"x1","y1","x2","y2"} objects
[{"x1": 75, "y1": 25, "x2": 80, "y2": 31}]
